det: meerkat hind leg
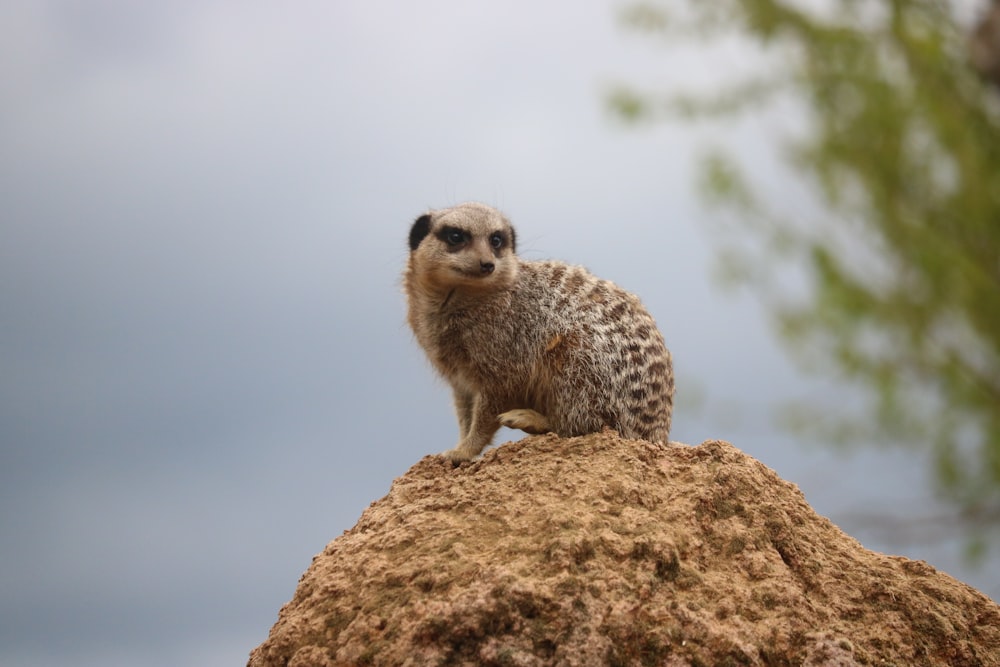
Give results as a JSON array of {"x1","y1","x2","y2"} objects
[{"x1": 498, "y1": 409, "x2": 552, "y2": 435}]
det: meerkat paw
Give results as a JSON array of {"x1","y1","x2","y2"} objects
[
  {"x1": 440, "y1": 445, "x2": 478, "y2": 463},
  {"x1": 440, "y1": 448, "x2": 472, "y2": 463},
  {"x1": 498, "y1": 409, "x2": 552, "y2": 435}
]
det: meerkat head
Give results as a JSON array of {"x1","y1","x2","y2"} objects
[{"x1": 407, "y1": 202, "x2": 519, "y2": 295}]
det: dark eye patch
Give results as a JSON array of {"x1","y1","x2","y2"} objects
[
  {"x1": 438, "y1": 226, "x2": 467, "y2": 247},
  {"x1": 489, "y1": 232, "x2": 505, "y2": 249}
]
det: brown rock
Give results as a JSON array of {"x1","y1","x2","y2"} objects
[{"x1": 248, "y1": 433, "x2": 1000, "y2": 666}]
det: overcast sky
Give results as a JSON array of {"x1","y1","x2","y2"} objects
[{"x1": 1, "y1": 2, "x2": 995, "y2": 666}]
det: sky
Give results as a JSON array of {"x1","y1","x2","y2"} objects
[{"x1": 1, "y1": 1, "x2": 996, "y2": 666}]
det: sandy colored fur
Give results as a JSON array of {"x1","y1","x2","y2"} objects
[{"x1": 405, "y1": 202, "x2": 674, "y2": 461}]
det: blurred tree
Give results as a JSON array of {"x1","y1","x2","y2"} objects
[{"x1": 613, "y1": 0, "x2": 1000, "y2": 549}]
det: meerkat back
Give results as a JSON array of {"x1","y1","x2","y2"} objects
[{"x1": 404, "y1": 202, "x2": 673, "y2": 461}]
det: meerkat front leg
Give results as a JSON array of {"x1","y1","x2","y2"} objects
[
  {"x1": 498, "y1": 409, "x2": 552, "y2": 435},
  {"x1": 452, "y1": 388, "x2": 475, "y2": 440},
  {"x1": 442, "y1": 393, "x2": 502, "y2": 462}
]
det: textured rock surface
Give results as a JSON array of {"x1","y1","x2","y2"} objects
[{"x1": 248, "y1": 433, "x2": 1000, "y2": 666}]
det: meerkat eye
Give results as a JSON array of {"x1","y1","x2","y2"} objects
[
  {"x1": 490, "y1": 233, "x2": 504, "y2": 249},
  {"x1": 445, "y1": 229, "x2": 466, "y2": 246}
]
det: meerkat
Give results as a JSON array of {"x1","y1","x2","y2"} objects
[{"x1": 405, "y1": 202, "x2": 674, "y2": 462}]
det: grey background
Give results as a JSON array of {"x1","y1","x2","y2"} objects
[{"x1": 2, "y1": 2, "x2": 994, "y2": 666}]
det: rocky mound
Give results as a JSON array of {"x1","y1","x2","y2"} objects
[{"x1": 248, "y1": 433, "x2": 1000, "y2": 666}]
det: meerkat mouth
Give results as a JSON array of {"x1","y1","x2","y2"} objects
[{"x1": 454, "y1": 267, "x2": 495, "y2": 280}]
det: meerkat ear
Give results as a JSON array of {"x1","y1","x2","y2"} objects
[
  {"x1": 509, "y1": 226, "x2": 517, "y2": 254},
  {"x1": 409, "y1": 214, "x2": 432, "y2": 251}
]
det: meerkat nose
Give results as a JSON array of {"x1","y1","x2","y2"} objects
[{"x1": 480, "y1": 261, "x2": 495, "y2": 275}]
